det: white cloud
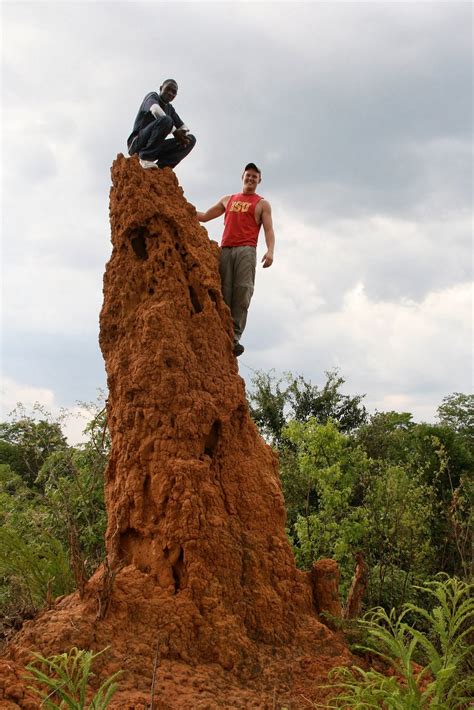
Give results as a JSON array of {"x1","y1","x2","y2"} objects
[
  {"x1": 1, "y1": 1, "x2": 472, "y2": 425},
  {"x1": 1, "y1": 377, "x2": 56, "y2": 416},
  {"x1": 256, "y1": 207, "x2": 472, "y2": 311},
  {"x1": 3, "y1": 258, "x2": 102, "y2": 336},
  {"x1": 0, "y1": 376, "x2": 96, "y2": 445},
  {"x1": 243, "y1": 279, "x2": 472, "y2": 422}
]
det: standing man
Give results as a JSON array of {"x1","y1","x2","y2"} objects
[
  {"x1": 196, "y1": 163, "x2": 275, "y2": 356},
  {"x1": 127, "y1": 79, "x2": 196, "y2": 169}
]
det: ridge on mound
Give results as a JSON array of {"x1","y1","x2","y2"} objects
[{"x1": 0, "y1": 156, "x2": 352, "y2": 709}]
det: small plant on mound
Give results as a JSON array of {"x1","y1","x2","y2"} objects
[
  {"x1": 319, "y1": 575, "x2": 473, "y2": 709},
  {"x1": 25, "y1": 646, "x2": 122, "y2": 709}
]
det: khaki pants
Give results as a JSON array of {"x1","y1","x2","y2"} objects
[{"x1": 219, "y1": 246, "x2": 256, "y2": 343}]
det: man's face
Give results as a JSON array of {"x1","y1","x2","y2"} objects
[
  {"x1": 241, "y1": 169, "x2": 261, "y2": 193},
  {"x1": 159, "y1": 81, "x2": 178, "y2": 103}
]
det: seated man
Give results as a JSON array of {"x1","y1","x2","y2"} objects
[
  {"x1": 196, "y1": 163, "x2": 275, "y2": 357},
  {"x1": 127, "y1": 79, "x2": 196, "y2": 169}
]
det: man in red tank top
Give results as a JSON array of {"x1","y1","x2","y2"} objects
[{"x1": 196, "y1": 163, "x2": 275, "y2": 356}]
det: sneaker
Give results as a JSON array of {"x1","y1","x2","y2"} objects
[
  {"x1": 233, "y1": 343, "x2": 245, "y2": 357},
  {"x1": 139, "y1": 159, "x2": 159, "y2": 169}
]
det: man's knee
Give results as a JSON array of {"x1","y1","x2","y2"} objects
[
  {"x1": 159, "y1": 115, "x2": 174, "y2": 132},
  {"x1": 184, "y1": 134, "x2": 196, "y2": 153},
  {"x1": 233, "y1": 285, "x2": 254, "y2": 310}
]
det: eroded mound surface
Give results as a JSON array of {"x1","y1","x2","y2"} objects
[{"x1": 0, "y1": 156, "x2": 352, "y2": 708}]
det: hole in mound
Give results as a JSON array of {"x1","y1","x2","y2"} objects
[
  {"x1": 208, "y1": 289, "x2": 219, "y2": 306},
  {"x1": 144, "y1": 473, "x2": 151, "y2": 495},
  {"x1": 130, "y1": 228, "x2": 148, "y2": 260},
  {"x1": 189, "y1": 285, "x2": 203, "y2": 314},
  {"x1": 203, "y1": 420, "x2": 220, "y2": 458},
  {"x1": 172, "y1": 547, "x2": 185, "y2": 592}
]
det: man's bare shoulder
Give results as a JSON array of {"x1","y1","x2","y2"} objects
[{"x1": 257, "y1": 198, "x2": 272, "y2": 213}]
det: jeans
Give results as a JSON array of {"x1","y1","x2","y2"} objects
[
  {"x1": 132, "y1": 115, "x2": 196, "y2": 168},
  {"x1": 219, "y1": 246, "x2": 257, "y2": 343}
]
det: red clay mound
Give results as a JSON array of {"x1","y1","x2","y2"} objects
[{"x1": 0, "y1": 156, "x2": 353, "y2": 708}]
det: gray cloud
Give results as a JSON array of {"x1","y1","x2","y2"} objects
[{"x1": 1, "y1": 1, "x2": 472, "y2": 424}]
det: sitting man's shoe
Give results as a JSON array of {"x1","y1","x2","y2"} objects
[
  {"x1": 139, "y1": 158, "x2": 159, "y2": 169},
  {"x1": 233, "y1": 343, "x2": 245, "y2": 357}
]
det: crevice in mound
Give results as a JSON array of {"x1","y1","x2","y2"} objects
[
  {"x1": 203, "y1": 420, "x2": 221, "y2": 458},
  {"x1": 129, "y1": 227, "x2": 149, "y2": 260},
  {"x1": 208, "y1": 289, "x2": 219, "y2": 306},
  {"x1": 143, "y1": 473, "x2": 159, "y2": 523},
  {"x1": 144, "y1": 473, "x2": 151, "y2": 494},
  {"x1": 189, "y1": 285, "x2": 203, "y2": 314},
  {"x1": 172, "y1": 547, "x2": 185, "y2": 592},
  {"x1": 164, "y1": 545, "x2": 186, "y2": 593},
  {"x1": 148, "y1": 276, "x2": 158, "y2": 297},
  {"x1": 170, "y1": 224, "x2": 198, "y2": 272}
]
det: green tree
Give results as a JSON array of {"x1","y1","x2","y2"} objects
[
  {"x1": 356, "y1": 411, "x2": 416, "y2": 463},
  {"x1": 0, "y1": 463, "x2": 74, "y2": 634},
  {"x1": 283, "y1": 419, "x2": 369, "y2": 592},
  {"x1": 0, "y1": 404, "x2": 68, "y2": 488},
  {"x1": 37, "y1": 401, "x2": 109, "y2": 583},
  {"x1": 437, "y1": 392, "x2": 474, "y2": 442},
  {"x1": 356, "y1": 411, "x2": 473, "y2": 580},
  {"x1": 363, "y1": 462, "x2": 435, "y2": 609},
  {"x1": 282, "y1": 418, "x2": 440, "y2": 609},
  {"x1": 0, "y1": 401, "x2": 109, "y2": 639},
  {"x1": 249, "y1": 369, "x2": 367, "y2": 446}
]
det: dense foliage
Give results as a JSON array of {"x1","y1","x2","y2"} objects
[
  {"x1": 0, "y1": 376, "x2": 471, "y2": 651},
  {"x1": 325, "y1": 575, "x2": 473, "y2": 708},
  {"x1": 0, "y1": 402, "x2": 108, "y2": 640},
  {"x1": 248, "y1": 371, "x2": 473, "y2": 610}
]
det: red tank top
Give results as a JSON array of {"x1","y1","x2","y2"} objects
[{"x1": 221, "y1": 193, "x2": 263, "y2": 248}]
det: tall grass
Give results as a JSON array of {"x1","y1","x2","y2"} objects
[{"x1": 0, "y1": 527, "x2": 74, "y2": 608}]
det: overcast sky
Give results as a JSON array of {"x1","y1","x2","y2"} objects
[{"x1": 1, "y1": 1, "x2": 472, "y2": 441}]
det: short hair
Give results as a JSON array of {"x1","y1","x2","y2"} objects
[{"x1": 162, "y1": 78, "x2": 178, "y2": 87}]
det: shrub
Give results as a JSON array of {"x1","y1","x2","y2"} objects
[
  {"x1": 0, "y1": 527, "x2": 74, "y2": 609},
  {"x1": 321, "y1": 575, "x2": 474, "y2": 709}
]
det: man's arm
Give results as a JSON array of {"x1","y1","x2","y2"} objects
[
  {"x1": 146, "y1": 97, "x2": 190, "y2": 143},
  {"x1": 168, "y1": 106, "x2": 191, "y2": 145},
  {"x1": 260, "y1": 200, "x2": 275, "y2": 268},
  {"x1": 196, "y1": 197, "x2": 229, "y2": 223}
]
